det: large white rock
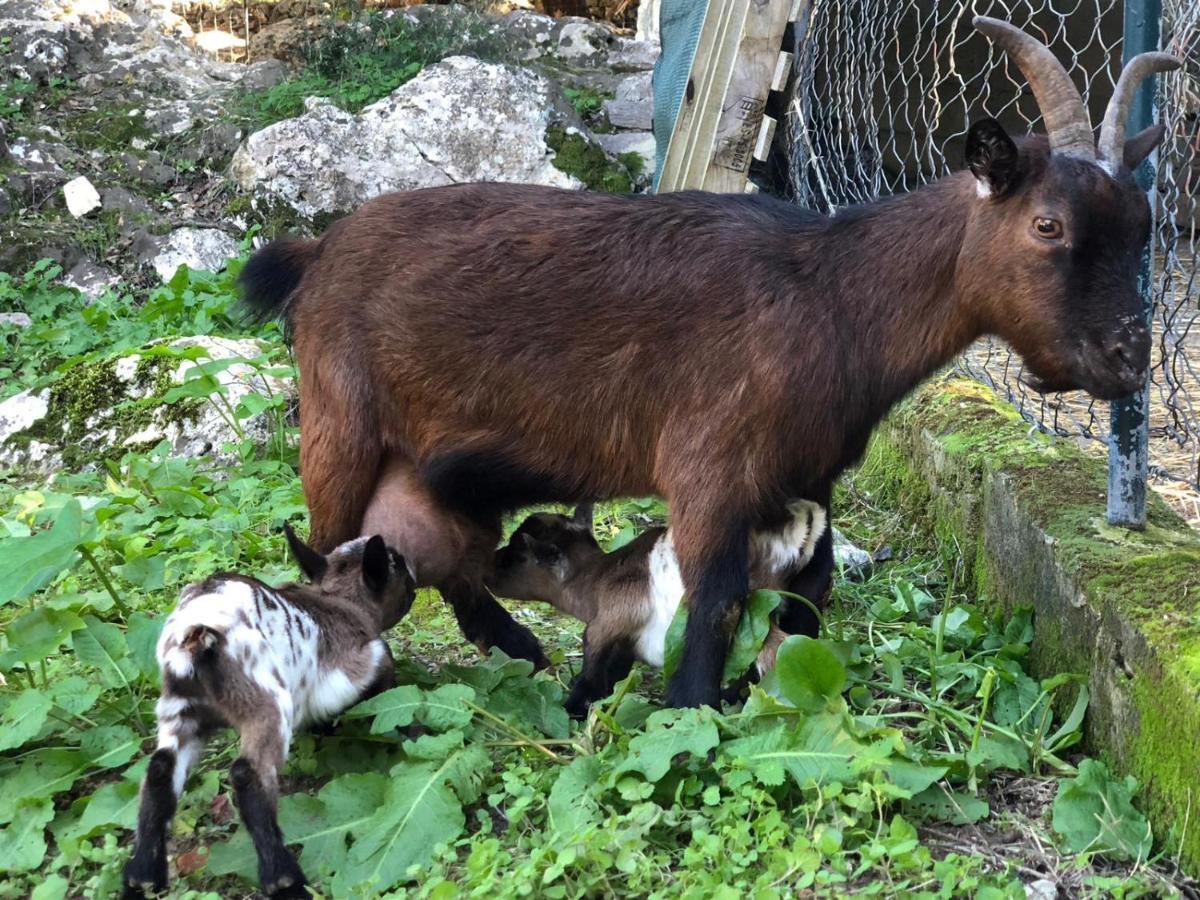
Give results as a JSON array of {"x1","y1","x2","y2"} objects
[
  {"x1": 62, "y1": 175, "x2": 100, "y2": 217},
  {"x1": 231, "y1": 56, "x2": 583, "y2": 219},
  {"x1": 149, "y1": 227, "x2": 239, "y2": 282},
  {"x1": 0, "y1": 336, "x2": 292, "y2": 472}
]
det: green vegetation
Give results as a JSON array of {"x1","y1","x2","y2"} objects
[
  {"x1": 234, "y1": 11, "x2": 510, "y2": 129},
  {"x1": 861, "y1": 376, "x2": 1200, "y2": 873},
  {"x1": 0, "y1": 264, "x2": 1193, "y2": 896},
  {"x1": 546, "y1": 126, "x2": 641, "y2": 193}
]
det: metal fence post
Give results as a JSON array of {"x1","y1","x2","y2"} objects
[{"x1": 1107, "y1": 0, "x2": 1163, "y2": 529}]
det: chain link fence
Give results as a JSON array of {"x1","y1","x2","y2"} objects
[{"x1": 785, "y1": 0, "x2": 1200, "y2": 527}]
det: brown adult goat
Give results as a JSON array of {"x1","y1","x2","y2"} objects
[{"x1": 240, "y1": 19, "x2": 1178, "y2": 709}]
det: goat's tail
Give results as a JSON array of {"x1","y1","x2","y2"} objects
[
  {"x1": 237, "y1": 238, "x2": 320, "y2": 341},
  {"x1": 162, "y1": 625, "x2": 224, "y2": 681}
]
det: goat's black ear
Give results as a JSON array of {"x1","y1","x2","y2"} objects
[
  {"x1": 285, "y1": 523, "x2": 327, "y2": 582},
  {"x1": 361, "y1": 535, "x2": 390, "y2": 594},
  {"x1": 965, "y1": 118, "x2": 1020, "y2": 197},
  {"x1": 571, "y1": 503, "x2": 594, "y2": 531},
  {"x1": 1123, "y1": 123, "x2": 1166, "y2": 170}
]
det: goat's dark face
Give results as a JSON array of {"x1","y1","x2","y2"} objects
[
  {"x1": 285, "y1": 525, "x2": 416, "y2": 629},
  {"x1": 490, "y1": 506, "x2": 601, "y2": 602},
  {"x1": 962, "y1": 121, "x2": 1156, "y2": 401}
]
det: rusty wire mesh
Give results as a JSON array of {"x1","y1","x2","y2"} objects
[{"x1": 785, "y1": 0, "x2": 1200, "y2": 527}]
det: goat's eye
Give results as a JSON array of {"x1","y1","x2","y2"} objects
[{"x1": 1033, "y1": 217, "x2": 1063, "y2": 240}]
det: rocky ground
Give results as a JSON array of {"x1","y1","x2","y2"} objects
[
  {"x1": 0, "y1": 0, "x2": 657, "y2": 287},
  {"x1": 1, "y1": 0, "x2": 659, "y2": 467}
]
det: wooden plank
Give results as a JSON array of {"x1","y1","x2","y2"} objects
[
  {"x1": 657, "y1": 0, "x2": 750, "y2": 193},
  {"x1": 753, "y1": 114, "x2": 777, "y2": 162},
  {"x1": 704, "y1": 0, "x2": 793, "y2": 190}
]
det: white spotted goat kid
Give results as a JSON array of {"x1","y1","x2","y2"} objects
[{"x1": 122, "y1": 527, "x2": 415, "y2": 900}]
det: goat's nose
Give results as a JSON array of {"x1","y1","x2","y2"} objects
[{"x1": 1106, "y1": 325, "x2": 1150, "y2": 373}]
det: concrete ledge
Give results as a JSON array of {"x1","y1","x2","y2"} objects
[{"x1": 868, "y1": 377, "x2": 1200, "y2": 870}]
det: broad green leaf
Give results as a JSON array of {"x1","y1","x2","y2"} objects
[
  {"x1": 403, "y1": 729, "x2": 465, "y2": 761},
  {"x1": 0, "y1": 608, "x2": 84, "y2": 670},
  {"x1": 442, "y1": 653, "x2": 568, "y2": 738},
  {"x1": 616, "y1": 708, "x2": 720, "y2": 783},
  {"x1": 72, "y1": 616, "x2": 138, "y2": 690},
  {"x1": 0, "y1": 689, "x2": 52, "y2": 752},
  {"x1": 50, "y1": 675, "x2": 101, "y2": 718},
  {"x1": 1045, "y1": 684, "x2": 1090, "y2": 753},
  {"x1": 331, "y1": 755, "x2": 471, "y2": 895},
  {"x1": 0, "y1": 750, "x2": 89, "y2": 823},
  {"x1": 1052, "y1": 758, "x2": 1152, "y2": 861},
  {"x1": 80, "y1": 725, "x2": 140, "y2": 769},
  {"x1": 344, "y1": 683, "x2": 474, "y2": 733},
  {"x1": 660, "y1": 600, "x2": 687, "y2": 683},
  {"x1": 662, "y1": 590, "x2": 782, "y2": 685},
  {"x1": 30, "y1": 874, "x2": 69, "y2": 900},
  {"x1": 63, "y1": 779, "x2": 140, "y2": 842},
  {"x1": 772, "y1": 635, "x2": 847, "y2": 711},
  {"x1": 886, "y1": 760, "x2": 948, "y2": 797},
  {"x1": 723, "y1": 589, "x2": 783, "y2": 681},
  {"x1": 549, "y1": 755, "x2": 603, "y2": 837},
  {"x1": 0, "y1": 498, "x2": 86, "y2": 605},
  {"x1": 0, "y1": 797, "x2": 54, "y2": 873},
  {"x1": 966, "y1": 733, "x2": 1030, "y2": 774},
  {"x1": 114, "y1": 554, "x2": 166, "y2": 591},
  {"x1": 125, "y1": 612, "x2": 165, "y2": 682},
  {"x1": 904, "y1": 785, "x2": 990, "y2": 825},
  {"x1": 720, "y1": 713, "x2": 864, "y2": 788}
]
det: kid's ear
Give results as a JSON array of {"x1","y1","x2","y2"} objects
[
  {"x1": 571, "y1": 503, "x2": 594, "y2": 532},
  {"x1": 285, "y1": 523, "x2": 327, "y2": 582},
  {"x1": 361, "y1": 535, "x2": 390, "y2": 593},
  {"x1": 965, "y1": 118, "x2": 1020, "y2": 197}
]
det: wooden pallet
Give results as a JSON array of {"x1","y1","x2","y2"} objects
[{"x1": 656, "y1": 0, "x2": 807, "y2": 194}]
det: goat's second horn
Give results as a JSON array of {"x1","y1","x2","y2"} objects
[{"x1": 1098, "y1": 51, "x2": 1182, "y2": 168}]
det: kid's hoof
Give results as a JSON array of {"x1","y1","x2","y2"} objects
[
  {"x1": 491, "y1": 620, "x2": 550, "y2": 670},
  {"x1": 263, "y1": 856, "x2": 310, "y2": 898},
  {"x1": 122, "y1": 859, "x2": 168, "y2": 898}
]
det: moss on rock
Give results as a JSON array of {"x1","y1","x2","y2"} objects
[
  {"x1": 545, "y1": 126, "x2": 637, "y2": 193},
  {"x1": 9, "y1": 354, "x2": 203, "y2": 469}
]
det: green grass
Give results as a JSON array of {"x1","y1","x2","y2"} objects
[{"x1": 0, "y1": 258, "x2": 1194, "y2": 897}]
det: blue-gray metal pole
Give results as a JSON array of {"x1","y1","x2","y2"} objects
[{"x1": 1107, "y1": 0, "x2": 1162, "y2": 529}]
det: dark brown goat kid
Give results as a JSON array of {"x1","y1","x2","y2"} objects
[
  {"x1": 240, "y1": 19, "x2": 1178, "y2": 709},
  {"x1": 489, "y1": 501, "x2": 826, "y2": 717}
]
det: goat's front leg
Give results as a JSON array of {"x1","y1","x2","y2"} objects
[
  {"x1": 123, "y1": 718, "x2": 206, "y2": 898},
  {"x1": 565, "y1": 629, "x2": 636, "y2": 718},
  {"x1": 663, "y1": 511, "x2": 751, "y2": 710},
  {"x1": 441, "y1": 576, "x2": 549, "y2": 669},
  {"x1": 233, "y1": 718, "x2": 309, "y2": 899}
]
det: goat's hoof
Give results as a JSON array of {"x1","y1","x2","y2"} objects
[
  {"x1": 263, "y1": 859, "x2": 310, "y2": 898},
  {"x1": 122, "y1": 860, "x2": 168, "y2": 898},
  {"x1": 488, "y1": 620, "x2": 549, "y2": 670},
  {"x1": 266, "y1": 876, "x2": 312, "y2": 899},
  {"x1": 663, "y1": 678, "x2": 721, "y2": 711}
]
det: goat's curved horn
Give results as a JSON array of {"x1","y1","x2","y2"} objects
[
  {"x1": 973, "y1": 16, "x2": 1095, "y2": 161},
  {"x1": 1098, "y1": 52, "x2": 1182, "y2": 167}
]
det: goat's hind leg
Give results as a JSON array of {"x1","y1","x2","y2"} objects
[
  {"x1": 232, "y1": 717, "x2": 309, "y2": 899},
  {"x1": 123, "y1": 712, "x2": 207, "y2": 898}
]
